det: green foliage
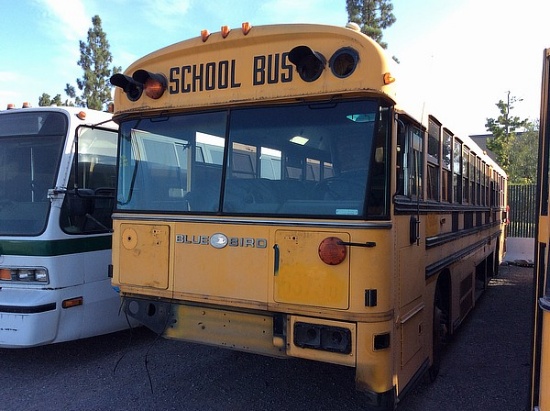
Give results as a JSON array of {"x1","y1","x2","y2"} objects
[
  {"x1": 75, "y1": 15, "x2": 121, "y2": 110},
  {"x1": 38, "y1": 15, "x2": 120, "y2": 110},
  {"x1": 485, "y1": 94, "x2": 537, "y2": 183},
  {"x1": 346, "y1": 0, "x2": 396, "y2": 49},
  {"x1": 38, "y1": 93, "x2": 61, "y2": 106},
  {"x1": 508, "y1": 122, "x2": 539, "y2": 184},
  {"x1": 38, "y1": 93, "x2": 74, "y2": 107}
]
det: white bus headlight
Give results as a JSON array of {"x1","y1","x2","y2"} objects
[
  {"x1": 0, "y1": 267, "x2": 49, "y2": 283},
  {"x1": 34, "y1": 269, "x2": 48, "y2": 282},
  {"x1": 17, "y1": 269, "x2": 34, "y2": 281}
]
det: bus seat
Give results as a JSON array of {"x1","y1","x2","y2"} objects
[
  {"x1": 223, "y1": 178, "x2": 279, "y2": 212},
  {"x1": 89, "y1": 163, "x2": 116, "y2": 189}
]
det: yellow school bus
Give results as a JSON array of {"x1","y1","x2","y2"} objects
[
  {"x1": 110, "y1": 23, "x2": 507, "y2": 410},
  {"x1": 531, "y1": 47, "x2": 550, "y2": 411}
]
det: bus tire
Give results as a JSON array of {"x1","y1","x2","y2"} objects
[
  {"x1": 360, "y1": 387, "x2": 396, "y2": 411},
  {"x1": 494, "y1": 248, "x2": 500, "y2": 277},
  {"x1": 429, "y1": 281, "x2": 449, "y2": 382}
]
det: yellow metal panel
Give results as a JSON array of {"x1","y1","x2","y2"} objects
[
  {"x1": 426, "y1": 214, "x2": 440, "y2": 238},
  {"x1": 119, "y1": 223, "x2": 170, "y2": 289},
  {"x1": 540, "y1": 310, "x2": 550, "y2": 410},
  {"x1": 400, "y1": 305, "x2": 424, "y2": 367},
  {"x1": 398, "y1": 247, "x2": 424, "y2": 309},
  {"x1": 172, "y1": 222, "x2": 270, "y2": 304},
  {"x1": 165, "y1": 304, "x2": 286, "y2": 357},
  {"x1": 355, "y1": 321, "x2": 394, "y2": 394},
  {"x1": 540, "y1": 216, "x2": 549, "y2": 250},
  {"x1": 274, "y1": 230, "x2": 350, "y2": 309}
]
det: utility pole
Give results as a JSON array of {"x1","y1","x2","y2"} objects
[
  {"x1": 504, "y1": 90, "x2": 524, "y2": 145},
  {"x1": 505, "y1": 90, "x2": 510, "y2": 138}
]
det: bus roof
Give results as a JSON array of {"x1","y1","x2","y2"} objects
[
  {"x1": 113, "y1": 23, "x2": 397, "y2": 117},
  {"x1": 0, "y1": 106, "x2": 116, "y2": 131}
]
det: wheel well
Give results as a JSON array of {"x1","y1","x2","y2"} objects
[
  {"x1": 435, "y1": 269, "x2": 451, "y2": 333},
  {"x1": 492, "y1": 241, "x2": 500, "y2": 277},
  {"x1": 487, "y1": 251, "x2": 495, "y2": 277}
]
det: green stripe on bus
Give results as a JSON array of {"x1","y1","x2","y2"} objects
[{"x1": 0, "y1": 236, "x2": 112, "y2": 256}]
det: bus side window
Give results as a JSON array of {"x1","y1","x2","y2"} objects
[
  {"x1": 396, "y1": 120, "x2": 406, "y2": 195},
  {"x1": 367, "y1": 108, "x2": 390, "y2": 216},
  {"x1": 396, "y1": 117, "x2": 424, "y2": 200},
  {"x1": 427, "y1": 117, "x2": 441, "y2": 201}
]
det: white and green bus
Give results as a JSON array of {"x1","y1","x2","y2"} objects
[{"x1": 0, "y1": 106, "x2": 130, "y2": 348}]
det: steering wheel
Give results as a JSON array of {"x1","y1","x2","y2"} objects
[{"x1": 315, "y1": 177, "x2": 365, "y2": 200}]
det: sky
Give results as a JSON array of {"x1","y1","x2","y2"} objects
[{"x1": 0, "y1": 0, "x2": 549, "y2": 136}]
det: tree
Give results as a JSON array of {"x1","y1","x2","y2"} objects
[
  {"x1": 485, "y1": 92, "x2": 529, "y2": 175},
  {"x1": 75, "y1": 15, "x2": 121, "y2": 110},
  {"x1": 346, "y1": 0, "x2": 396, "y2": 49},
  {"x1": 38, "y1": 93, "x2": 62, "y2": 107},
  {"x1": 507, "y1": 121, "x2": 539, "y2": 184},
  {"x1": 37, "y1": 15, "x2": 120, "y2": 109}
]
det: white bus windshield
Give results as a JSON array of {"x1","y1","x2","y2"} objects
[
  {"x1": 0, "y1": 111, "x2": 66, "y2": 235},
  {"x1": 117, "y1": 99, "x2": 390, "y2": 218}
]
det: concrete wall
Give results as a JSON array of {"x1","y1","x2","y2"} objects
[{"x1": 504, "y1": 237, "x2": 535, "y2": 266}]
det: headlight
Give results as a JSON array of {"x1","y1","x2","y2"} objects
[{"x1": 0, "y1": 267, "x2": 49, "y2": 283}]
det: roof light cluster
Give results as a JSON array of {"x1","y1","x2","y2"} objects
[
  {"x1": 5, "y1": 102, "x2": 31, "y2": 110},
  {"x1": 110, "y1": 70, "x2": 167, "y2": 102},
  {"x1": 201, "y1": 22, "x2": 252, "y2": 42},
  {"x1": 288, "y1": 45, "x2": 363, "y2": 83},
  {"x1": 288, "y1": 44, "x2": 394, "y2": 85}
]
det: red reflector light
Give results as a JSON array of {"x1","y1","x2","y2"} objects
[
  {"x1": 318, "y1": 237, "x2": 347, "y2": 265},
  {"x1": 77, "y1": 111, "x2": 86, "y2": 120}
]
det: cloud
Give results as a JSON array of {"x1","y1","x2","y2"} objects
[
  {"x1": 0, "y1": 71, "x2": 23, "y2": 104},
  {"x1": 36, "y1": 0, "x2": 90, "y2": 42},
  {"x1": 0, "y1": 70, "x2": 25, "y2": 94},
  {"x1": 257, "y1": 0, "x2": 347, "y2": 24},
  {"x1": 136, "y1": 0, "x2": 192, "y2": 31},
  {"x1": 386, "y1": 0, "x2": 550, "y2": 134}
]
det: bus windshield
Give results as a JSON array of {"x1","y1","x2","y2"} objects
[
  {"x1": 0, "y1": 111, "x2": 66, "y2": 235},
  {"x1": 117, "y1": 99, "x2": 390, "y2": 218}
]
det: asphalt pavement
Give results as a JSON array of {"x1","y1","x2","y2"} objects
[
  {"x1": 401, "y1": 263, "x2": 534, "y2": 411},
  {"x1": 0, "y1": 263, "x2": 535, "y2": 411}
]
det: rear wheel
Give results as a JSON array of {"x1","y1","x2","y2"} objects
[
  {"x1": 494, "y1": 246, "x2": 500, "y2": 277},
  {"x1": 359, "y1": 387, "x2": 396, "y2": 411}
]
